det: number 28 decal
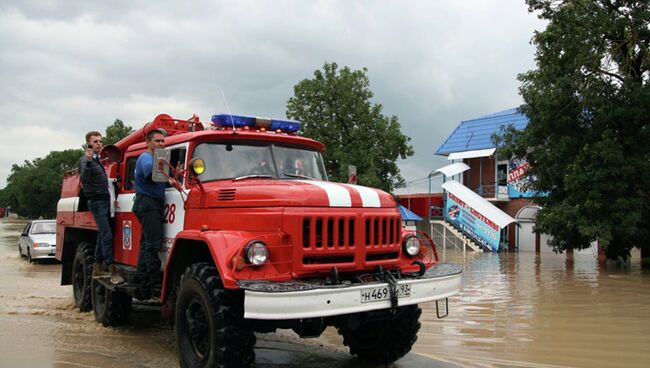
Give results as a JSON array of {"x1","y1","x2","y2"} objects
[{"x1": 163, "y1": 203, "x2": 176, "y2": 224}]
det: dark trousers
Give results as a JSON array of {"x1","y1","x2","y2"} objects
[
  {"x1": 133, "y1": 194, "x2": 163, "y2": 274},
  {"x1": 88, "y1": 199, "x2": 113, "y2": 266}
]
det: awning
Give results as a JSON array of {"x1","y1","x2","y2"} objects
[
  {"x1": 432, "y1": 162, "x2": 470, "y2": 178},
  {"x1": 398, "y1": 205, "x2": 423, "y2": 221},
  {"x1": 441, "y1": 180, "x2": 515, "y2": 228},
  {"x1": 448, "y1": 148, "x2": 496, "y2": 160}
]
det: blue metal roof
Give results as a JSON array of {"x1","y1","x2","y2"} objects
[
  {"x1": 398, "y1": 205, "x2": 423, "y2": 222},
  {"x1": 435, "y1": 108, "x2": 529, "y2": 156}
]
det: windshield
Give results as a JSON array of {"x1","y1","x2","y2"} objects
[
  {"x1": 31, "y1": 222, "x2": 55, "y2": 234},
  {"x1": 192, "y1": 141, "x2": 327, "y2": 182}
]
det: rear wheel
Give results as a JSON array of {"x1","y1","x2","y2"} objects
[
  {"x1": 72, "y1": 242, "x2": 94, "y2": 312},
  {"x1": 27, "y1": 247, "x2": 33, "y2": 263},
  {"x1": 339, "y1": 305, "x2": 422, "y2": 364},
  {"x1": 175, "y1": 263, "x2": 255, "y2": 368},
  {"x1": 91, "y1": 278, "x2": 132, "y2": 327}
]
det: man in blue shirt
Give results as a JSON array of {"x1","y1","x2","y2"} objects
[{"x1": 133, "y1": 128, "x2": 168, "y2": 299}]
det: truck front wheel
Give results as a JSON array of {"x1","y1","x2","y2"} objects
[
  {"x1": 175, "y1": 263, "x2": 255, "y2": 368},
  {"x1": 339, "y1": 305, "x2": 422, "y2": 364},
  {"x1": 72, "y1": 242, "x2": 94, "y2": 312},
  {"x1": 91, "y1": 278, "x2": 132, "y2": 327}
]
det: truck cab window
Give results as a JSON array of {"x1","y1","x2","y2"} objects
[
  {"x1": 167, "y1": 148, "x2": 187, "y2": 187},
  {"x1": 124, "y1": 157, "x2": 138, "y2": 191}
]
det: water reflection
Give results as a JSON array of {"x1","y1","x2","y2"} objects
[{"x1": 416, "y1": 250, "x2": 650, "y2": 368}]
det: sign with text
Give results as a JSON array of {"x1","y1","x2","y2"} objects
[
  {"x1": 444, "y1": 192, "x2": 500, "y2": 252},
  {"x1": 508, "y1": 158, "x2": 538, "y2": 198}
]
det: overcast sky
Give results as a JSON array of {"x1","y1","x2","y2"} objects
[{"x1": 0, "y1": 0, "x2": 545, "y2": 192}]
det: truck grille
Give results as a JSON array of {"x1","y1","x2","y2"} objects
[
  {"x1": 302, "y1": 217, "x2": 355, "y2": 249},
  {"x1": 364, "y1": 217, "x2": 400, "y2": 247},
  {"x1": 299, "y1": 215, "x2": 402, "y2": 266}
]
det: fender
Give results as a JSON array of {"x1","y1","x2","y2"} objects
[{"x1": 161, "y1": 229, "x2": 290, "y2": 301}]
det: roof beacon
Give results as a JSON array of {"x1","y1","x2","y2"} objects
[{"x1": 211, "y1": 114, "x2": 301, "y2": 133}]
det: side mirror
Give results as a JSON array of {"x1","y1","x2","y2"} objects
[
  {"x1": 21, "y1": 233, "x2": 27, "y2": 237},
  {"x1": 152, "y1": 148, "x2": 171, "y2": 183}
]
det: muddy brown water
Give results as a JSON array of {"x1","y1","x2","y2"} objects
[{"x1": 1, "y1": 218, "x2": 648, "y2": 367}]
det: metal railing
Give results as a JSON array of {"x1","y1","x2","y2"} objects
[{"x1": 429, "y1": 220, "x2": 479, "y2": 257}]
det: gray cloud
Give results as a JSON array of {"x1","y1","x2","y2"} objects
[{"x1": 0, "y1": 0, "x2": 544, "y2": 191}]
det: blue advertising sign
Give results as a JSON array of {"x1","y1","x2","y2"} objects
[
  {"x1": 444, "y1": 192, "x2": 501, "y2": 252},
  {"x1": 507, "y1": 158, "x2": 548, "y2": 198}
]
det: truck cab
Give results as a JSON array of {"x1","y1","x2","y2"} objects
[{"x1": 56, "y1": 113, "x2": 462, "y2": 368}]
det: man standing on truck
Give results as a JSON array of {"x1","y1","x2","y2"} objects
[
  {"x1": 133, "y1": 128, "x2": 169, "y2": 298},
  {"x1": 80, "y1": 131, "x2": 125, "y2": 285}
]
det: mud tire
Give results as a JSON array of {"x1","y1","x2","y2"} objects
[
  {"x1": 91, "y1": 278, "x2": 132, "y2": 327},
  {"x1": 339, "y1": 305, "x2": 422, "y2": 364},
  {"x1": 175, "y1": 263, "x2": 255, "y2": 368},
  {"x1": 27, "y1": 247, "x2": 33, "y2": 263},
  {"x1": 72, "y1": 242, "x2": 94, "y2": 312}
]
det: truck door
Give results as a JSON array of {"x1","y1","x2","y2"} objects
[
  {"x1": 113, "y1": 153, "x2": 140, "y2": 266},
  {"x1": 160, "y1": 143, "x2": 188, "y2": 267}
]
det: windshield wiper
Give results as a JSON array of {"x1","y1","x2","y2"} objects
[
  {"x1": 283, "y1": 172, "x2": 314, "y2": 180},
  {"x1": 233, "y1": 174, "x2": 273, "y2": 181}
]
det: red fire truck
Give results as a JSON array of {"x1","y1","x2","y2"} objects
[{"x1": 56, "y1": 113, "x2": 462, "y2": 367}]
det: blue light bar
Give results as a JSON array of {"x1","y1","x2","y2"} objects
[
  {"x1": 211, "y1": 114, "x2": 256, "y2": 128},
  {"x1": 270, "y1": 118, "x2": 301, "y2": 133},
  {"x1": 211, "y1": 113, "x2": 301, "y2": 133}
]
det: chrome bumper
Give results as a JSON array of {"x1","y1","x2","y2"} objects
[{"x1": 239, "y1": 263, "x2": 462, "y2": 320}]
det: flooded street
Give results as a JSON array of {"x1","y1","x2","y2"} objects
[
  {"x1": 415, "y1": 249, "x2": 650, "y2": 368},
  {"x1": 1, "y1": 217, "x2": 649, "y2": 367}
]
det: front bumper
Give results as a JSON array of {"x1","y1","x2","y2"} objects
[
  {"x1": 31, "y1": 246, "x2": 57, "y2": 259},
  {"x1": 238, "y1": 263, "x2": 462, "y2": 320}
]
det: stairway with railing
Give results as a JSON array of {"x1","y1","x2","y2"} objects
[{"x1": 429, "y1": 218, "x2": 482, "y2": 253}]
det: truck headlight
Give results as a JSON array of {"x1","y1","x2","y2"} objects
[
  {"x1": 402, "y1": 236, "x2": 420, "y2": 257},
  {"x1": 245, "y1": 241, "x2": 268, "y2": 266}
]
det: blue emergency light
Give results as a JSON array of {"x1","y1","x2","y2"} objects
[{"x1": 211, "y1": 114, "x2": 301, "y2": 133}]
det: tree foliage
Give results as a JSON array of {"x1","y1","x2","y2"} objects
[
  {"x1": 104, "y1": 119, "x2": 134, "y2": 145},
  {"x1": 0, "y1": 149, "x2": 82, "y2": 218},
  {"x1": 497, "y1": 0, "x2": 650, "y2": 259},
  {"x1": 286, "y1": 62, "x2": 414, "y2": 193}
]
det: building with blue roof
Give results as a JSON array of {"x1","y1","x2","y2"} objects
[
  {"x1": 436, "y1": 108, "x2": 529, "y2": 155},
  {"x1": 432, "y1": 107, "x2": 547, "y2": 253}
]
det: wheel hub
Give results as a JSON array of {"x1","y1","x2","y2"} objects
[{"x1": 185, "y1": 298, "x2": 210, "y2": 360}]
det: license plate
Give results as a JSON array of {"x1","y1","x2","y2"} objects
[{"x1": 360, "y1": 284, "x2": 411, "y2": 303}]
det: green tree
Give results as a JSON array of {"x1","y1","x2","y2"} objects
[
  {"x1": 1, "y1": 149, "x2": 82, "y2": 218},
  {"x1": 286, "y1": 62, "x2": 414, "y2": 192},
  {"x1": 104, "y1": 119, "x2": 134, "y2": 145},
  {"x1": 497, "y1": 0, "x2": 650, "y2": 260}
]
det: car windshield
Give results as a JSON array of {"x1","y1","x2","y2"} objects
[
  {"x1": 192, "y1": 141, "x2": 327, "y2": 182},
  {"x1": 31, "y1": 222, "x2": 55, "y2": 234}
]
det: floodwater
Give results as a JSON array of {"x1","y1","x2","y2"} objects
[
  {"x1": 412, "y1": 248, "x2": 650, "y2": 368},
  {"x1": 1, "y1": 218, "x2": 648, "y2": 367}
]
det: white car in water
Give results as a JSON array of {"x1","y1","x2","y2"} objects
[{"x1": 18, "y1": 220, "x2": 57, "y2": 263}]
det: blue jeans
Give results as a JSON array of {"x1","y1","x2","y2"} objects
[
  {"x1": 88, "y1": 199, "x2": 114, "y2": 266},
  {"x1": 133, "y1": 195, "x2": 163, "y2": 275}
]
